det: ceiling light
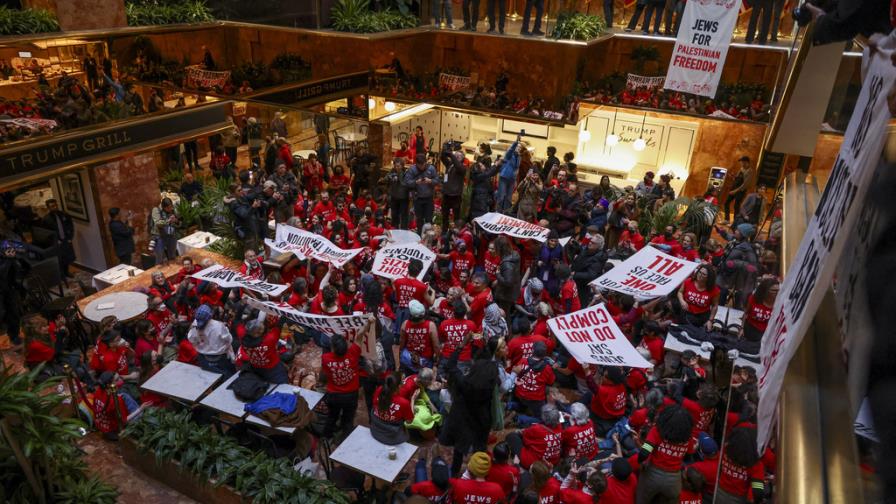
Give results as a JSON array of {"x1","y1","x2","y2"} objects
[
  {"x1": 605, "y1": 133, "x2": 619, "y2": 146},
  {"x1": 578, "y1": 129, "x2": 591, "y2": 142},
  {"x1": 384, "y1": 101, "x2": 396, "y2": 112},
  {"x1": 368, "y1": 98, "x2": 376, "y2": 109},
  {"x1": 633, "y1": 138, "x2": 647, "y2": 151}
]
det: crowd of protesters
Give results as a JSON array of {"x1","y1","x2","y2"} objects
[{"x1": 8, "y1": 114, "x2": 784, "y2": 503}]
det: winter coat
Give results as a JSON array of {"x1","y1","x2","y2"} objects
[
  {"x1": 494, "y1": 252, "x2": 522, "y2": 303},
  {"x1": 439, "y1": 350, "x2": 498, "y2": 453}
]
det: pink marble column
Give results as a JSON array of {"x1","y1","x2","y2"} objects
[{"x1": 23, "y1": 0, "x2": 127, "y2": 31}]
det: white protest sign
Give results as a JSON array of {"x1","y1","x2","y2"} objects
[
  {"x1": 192, "y1": 264, "x2": 288, "y2": 297},
  {"x1": 246, "y1": 297, "x2": 371, "y2": 341},
  {"x1": 474, "y1": 212, "x2": 550, "y2": 242},
  {"x1": 371, "y1": 242, "x2": 436, "y2": 280},
  {"x1": 547, "y1": 303, "x2": 652, "y2": 368},
  {"x1": 854, "y1": 397, "x2": 878, "y2": 443},
  {"x1": 626, "y1": 73, "x2": 666, "y2": 90},
  {"x1": 383, "y1": 229, "x2": 421, "y2": 244},
  {"x1": 590, "y1": 246, "x2": 698, "y2": 299},
  {"x1": 266, "y1": 224, "x2": 362, "y2": 266},
  {"x1": 757, "y1": 44, "x2": 896, "y2": 451},
  {"x1": 664, "y1": 0, "x2": 741, "y2": 98}
]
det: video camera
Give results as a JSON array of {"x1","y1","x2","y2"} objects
[{"x1": 443, "y1": 139, "x2": 462, "y2": 152}]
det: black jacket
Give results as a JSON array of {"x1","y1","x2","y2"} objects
[
  {"x1": 470, "y1": 164, "x2": 499, "y2": 216},
  {"x1": 109, "y1": 220, "x2": 135, "y2": 257},
  {"x1": 440, "y1": 150, "x2": 467, "y2": 197},
  {"x1": 494, "y1": 252, "x2": 521, "y2": 303},
  {"x1": 571, "y1": 247, "x2": 607, "y2": 293},
  {"x1": 41, "y1": 211, "x2": 74, "y2": 242},
  {"x1": 813, "y1": 0, "x2": 890, "y2": 46}
]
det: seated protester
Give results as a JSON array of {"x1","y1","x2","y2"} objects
[
  {"x1": 716, "y1": 427, "x2": 766, "y2": 504},
  {"x1": 287, "y1": 277, "x2": 309, "y2": 309},
  {"x1": 512, "y1": 341, "x2": 556, "y2": 423},
  {"x1": 514, "y1": 278, "x2": 546, "y2": 326},
  {"x1": 638, "y1": 320, "x2": 666, "y2": 366},
  {"x1": 590, "y1": 366, "x2": 628, "y2": 437},
  {"x1": 89, "y1": 371, "x2": 130, "y2": 439},
  {"x1": 679, "y1": 466, "x2": 707, "y2": 504},
  {"x1": 240, "y1": 248, "x2": 265, "y2": 280},
  {"x1": 742, "y1": 276, "x2": 778, "y2": 345},
  {"x1": 506, "y1": 318, "x2": 554, "y2": 365},
  {"x1": 198, "y1": 281, "x2": 225, "y2": 307},
  {"x1": 148, "y1": 271, "x2": 175, "y2": 301},
  {"x1": 145, "y1": 296, "x2": 176, "y2": 340},
  {"x1": 526, "y1": 460, "x2": 561, "y2": 503},
  {"x1": 399, "y1": 300, "x2": 440, "y2": 374},
  {"x1": 24, "y1": 317, "x2": 63, "y2": 371},
  {"x1": 676, "y1": 232, "x2": 700, "y2": 262},
  {"x1": 438, "y1": 240, "x2": 475, "y2": 280},
  {"x1": 90, "y1": 329, "x2": 138, "y2": 382},
  {"x1": 174, "y1": 256, "x2": 202, "y2": 284},
  {"x1": 486, "y1": 441, "x2": 521, "y2": 497},
  {"x1": 449, "y1": 452, "x2": 504, "y2": 504},
  {"x1": 171, "y1": 279, "x2": 200, "y2": 319},
  {"x1": 133, "y1": 319, "x2": 169, "y2": 362},
  {"x1": 437, "y1": 301, "x2": 478, "y2": 376},
  {"x1": 506, "y1": 404, "x2": 563, "y2": 469},
  {"x1": 174, "y1": 321, "x2": 198, "y2": 365},
  {"x1": 650, "y1": 225, "x2": 682, "y2": 257},
  {"x1": 531, "y1": 301, "x2": 553, "y2": 337},
  {"x1": 562, "y1": 402, "x2": 599, "y2": 461},
  {"x1": 680, "y1": 382, "x2": 720, "y2": 436},
  {"x1": 482, "y1": 303, "x2": 509, "y2": 341},
  {"x1": 370, "y1": 373, "x2": 414, "y2": 444},
  {"x1": 559, "y1": 464, "x2": 608, "y2": 504},
  {"x1": 601, "y1": 458, "x2": 638, "y2": 504},
  {"x1": 187, "y1": 304, "x2": 236, "y2": 376},
  {"x1": 433, "y1": 266, "x2": 459, "y2": 297},
  {"x1": 393, "y1": 259, "x2": 433, "y2": 329},
  {"x1": 636, "y1": 405, "x2": 696, "y2": 503},
  {"x1": 237, "y1": 318, "x2": 289, "y2": 384},
  {"x1": 408, "y1": 456, "x2": 451, "y2": 502},
  {"x1": 676, "y1": 264, "x2": 720, "y2": 330},
  {"x1": 466, "y1": 272, "x2": 494, "y2": 330},
  {"x1": 482, "y1": 240, "x2": 501, "y2": 282}
]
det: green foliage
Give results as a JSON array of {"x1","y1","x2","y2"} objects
[
  {"x1": 231, "y1": 61, "x2": 274, "y2": 90},
  {"x1": 551, "y1": 12, "x2": 605, "y2": 41},
  {"x1": 0, "y1": 6, "x2": 60, "y2": 35},
  {"x1": 123, "y1": 409, "x2": 350, "y2": 503},
  {"x1": 630, "y1": 44, "x2": 661, "y2": 73},
  {"x1": 125, "y1": 0, "x2": 215, "y2": 26},
  {"x1": 174, "y1": 197, "x2": 202, "y2": 230},
  {"x1": 639, "y1": 197, "x2": 716, "y2": 241},
  {"x1": 331, "y1": 0, "x2": 417, "y2": 33},
  {"x1": 0, "y1": 366, "x2": 119, "y2": 503},
  {"x1": 269, "y1": 53, "x2": 313, "y2": 84}
]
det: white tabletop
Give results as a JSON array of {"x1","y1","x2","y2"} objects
[
  {"x1": 244, "y1": 384, "x2": 324, "y2": 434},
  {"x1": 663, "y1": 325, "x2": 711, "y2": 360},
  {"x1": 177, "y1": 231, "x2": 221, "y2": 256},
  {"x1": 92, "y1": 263, "x2": 145, "y2": 290},
  {"x1": 340, "y1": 132, "x2": 367, "y2": 143},
  {"x1": 199, "y1": 371, "x2": 269, "y2": 418},
  {"x1": 292, "y1": 149, "x2": 317, "y2": 159},
  {"x1": 82, "y1": 291, "x2": 149, "y2": 323},
  {"x1": 329, "y1": 425, "x2": 418, "y2": 482},
  {"x1": 140, "y1": 361, "x2": 222, "y2": 403}
]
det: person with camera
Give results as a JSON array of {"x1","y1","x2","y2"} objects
[
  {"x1": 108, "y1": 207, "x2": 136, "y2": 266},
  {"x1": 381, "y1": 158, "x2": 412, "y2": 229},
  {"x1": 514, "y1": 168, "x2": 543, "y2": 222},
  {"x1": 496, "y1": 131, "x2": 523, "y2": 213},
  {"x1": 150, "y1": 197, "x2": 179, "y2": 266},
  {"x1": 469, "y1": 157, "x2": 499, "y2": 220},
  {"x1": 404, "y1": 153, "x2": 440, "y2": 234},
  {"x1": 440, "y1": 140, "x2": 467, "y2": 225}
]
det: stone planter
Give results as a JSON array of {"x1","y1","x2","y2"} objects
[{"x1": 120, "y1": 438, "x2": 244, "y2": 504}]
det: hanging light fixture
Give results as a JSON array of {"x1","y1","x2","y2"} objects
[
  {"x1": 633, "y1": 113, "x2": 648, "y2": 151},
  {"x1": 605, "y1": 109, "x2": 620, "y2": 146},
  {"x1": 384, "y1": 101, "x2": 396, "y2": 112},
  {"x1": 368, "y1": 98, "x2": 376, "y2": 109},
  {"x1": 578, "y1": 129, "x2": 592, "y2": 142}
]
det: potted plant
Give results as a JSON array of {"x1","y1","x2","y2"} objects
[{"x1": 631, "y1": 45, "x2": 661, "y2": 75}]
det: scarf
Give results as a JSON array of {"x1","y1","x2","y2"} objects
[{"x1": 482, "y1": 303, "x2": 508, "y2": 339}]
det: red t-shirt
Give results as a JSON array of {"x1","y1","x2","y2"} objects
[
  {"x1": 559, "y1": 279, "x2": 582, "y2": 314},
  {"x1": 534, "y1": 477, "x2": 561, "y2": 503},
  {"x1": 394, "y1": 277, "x2": 428, "y2": 308},
  {"x1": 89, "y1": 342, "x2": 130, "y2": 375},
  {"x1": 680, "y1": 278, "x2": 719, "y2": 315},
  {"x1": 640, "y1": 334, "x2": 665, "y2": 364},
  {"x1": 403, "y1": 319, "x2": 435, "y2": 359},
  {"x1": 590, "y1": 381, "x2": 627, "y2": 420},
  {"x1": 321, "y1": 343, "x2": 361, "y2": 393},
  {"x1": 514, "y1": 361, "x2": 555, "y2": 402},
  {"x1": 643, "y1": 426, "x2": 696, "y2": 472},
  {"x1": 507, "y1": 333, "x2": 554, "y2": 365},
  {"x1": 449, "y1": 250, "x2": 476, "y2": 278},
  {"x1": 92, "y1": 387, "x2": 127, "y2": 433},
  {"x1": 679, "y1": 488, "x2": 703, "y2": 504},
  {"x1": 486, "y1": 461, "x2": 520, "y2": 496},
  {"x1": 718, "y1": 455, "x2": 764, "y2": 497},
  {"x1": 240, "y1": 328, "x2": 281, "y2": 369},
  {"x1": 559, "y1": 487, "x2": 592, "y2": 504},
  {"x1": 177, "y1": 339, "x2": 199, "y2": 365},
  {"x1": 483, "y1": 252, "x2": 500, "y2": 281},
  {"x1": 689, "y1": 457, "x2": 719, "y2": 496},
  {"x1": 520, "y1": 423, "x2": 563, "y2": 468},
  {"x1": 651, "y1": 236, "x2": 682, "y2": 256},
  {"x1": 468, "y1": 288, "x2": 493, "y2": 329},
  {"x1": 25, "y1": 337, "x2": 55, "y2": 365},
  {"x1": 745, "y1": 294, "x2": 772, "y2": 332},
  {"x1": 145, "y1": 309, "x2": 175, "y2": 337},
  {"x1": 561, "y1": 420, "x2": 599, "y2": 460},
  {"x1": 683, "y1": 397, "x2": 715, "y2": 434},
  {"x1": 677, "y1": 248, "x2": 700, "y2": 262},
  {"x1": 410, "y1": 480, "x2": 447, "y2": 501},
  {"x1": 601, "y1": 474, "x2": 638, "y2": 504},
  {"x1": 449, "y1": 478, "x2": 504, "y2": 504},
  {"x1": 134, "y1": 336, "x2": 158, "y2": 362},
  {"x1": 372, "y1": 386, "x2": 414, "y2": 423},
  {"x1": 397, "y1": 375, "x2": 419, "y2": 401},
  {"x1": 439, "y1": 318, "x2": 476, "y2": 360}
]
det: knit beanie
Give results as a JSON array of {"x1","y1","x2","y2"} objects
[
  {"x1": 736, "y1": 223, "x2": 755, "y2": 239},
  {"x1": 467, "y1": 451, "x2": 492, "y2": 478}
]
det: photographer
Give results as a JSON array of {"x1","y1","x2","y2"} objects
[
  {"x1": 514, "y1": 167, "x2": 543, "y2": 222},
  {"x1": 381, "y1": 158, "x2": 412, "y2": 229},
  {"x1": 150, "y1": 197, "x2": 179, "y2": 266},
  {"x1": 469, "y1": 157, "x2": 499, "y2": 220},
  {"x1": 404, "y1": 153, "x2": 440, "y2": 234},
  {"x1": 261, "y1": 179, "x2": 292, "y2": 224},
  {"x1": 440, "y1": 140, "x2": 467, "y2": 225}
]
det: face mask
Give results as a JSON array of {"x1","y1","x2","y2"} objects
[{"x1": 664, "y1": 232, "x2": 673, "y2": 239}]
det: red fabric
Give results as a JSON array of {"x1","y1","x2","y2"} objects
[
  {"x1": 410, "y1": 481, "x2": 445, "y2": 501},
  {"x1": 394, "y1": 277, "x2": 428, "y2": 308},
  {"x1": 449, "y1": 250, "x2": 476, "y2": 278},
  {"x1": 507, "y1": 333, "x2": 554, "y2": 365},
  {"x1": 643, "y1": 426, "x2": 696, "y2": 472},
  {"x1": 718, "y1": 455, "x2": 764, "y2": 497},
  {"x1": 537, "y1": 477, "x2": 561, "y2": 503},
  {"x1": 89, "y1": 342, "x2": 130, "y2": 375},
  {"x1": 449, "y1": 478, "x2": 504, "y2": 503},
  {"x1": 468, "y1": 288, "x2": 493, "y2": 329},
  {"x1": 134, "y1": 337, "x2": 158, "y2": 361},
  {"x1": 562, "y1": 420, "x2": 599, "y2": 460},
  {"x1": 439, "y1": 318, "x2": 476, "y2": 360},
  {"x1": 683, "y1": 397, "x2": 715, "y2": 434},
  {"x1": 239, "y1": 328, "x2": 281, "y2": 369},
  {"x1": 677, "y1": 248, "x2": 700, "y2": 262},
  {"x1": 145, "y1": 309, "x2": 175, "y2": 336},
  {"x1": 600, "y1": 474, "x2": 638, "y2": 503},
  {"x1": 514, "y1": 361, "x2": 555, "y2": 402},
  {"x1": 25, "y1": 337, "x2": 55, "y2": 366},
  {"x1": 745, "y1": 294, "x2": 772, "y2": 331},
  {"x1": 520, "y1": 423, "x2": 563, "y2": 468},
  {"x1": 590, "y1": 382, "x2": 627, "y2": 420},
  {"x1": 321, "y1": 343, "x2": 362, "y2": 393},
  {"x1": 177, "y1": 339, "x2": 199, "y2": 365},
  {"x1": 559, "y1": 488, "x2": 592, "y2": 504},
  {"x1": 397, "y1": 375, "x2": 419, "y2": 401},
  {"x1": 689, "y1": 457, "x2": 719, "y2": 496},
  {"x1": 372, "y1": 386, "x2": 414, "y2": 423},
  {"x1": 483, "y1": 252, "x2": 500, "y2": 281},
  {"x1": 92, "y1": 387, "x2": 127, "y2": 433},
  {"x1": 650, "y1": 235, "x2": 681, "y2": 256},
  {"x1": 640, "y1": 334, "x2": 665, "y2": 364},
  {"x1": 559, "y1": 279, "x2": 582, "y2": 314},
  {"x1": 403, "y1": 319, "x2": 435, "y2": 359},
  {"x1": 487, "y1": 461, "x2": 520, "y2": 496},
  {"x1": 680, "y1": 278, "x2": 719, "y2": 314},
  {"x1": 679, "y1": 488, "x2": 703, "y2": 504}
]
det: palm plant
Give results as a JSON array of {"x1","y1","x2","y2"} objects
[
  {"x1": 0, "y1": 7, "x2": 60, "y2": 35},
  {"x1": 551, "y1": 12, "x2": 606, "y2": 41}
]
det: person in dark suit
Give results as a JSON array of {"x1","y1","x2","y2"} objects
[
  {"x1": 108, "y1": 207, "x2": 135, "y2": 266},
  {"x1": 42, "y1": 199, "x2": 75, "y2": 278}
]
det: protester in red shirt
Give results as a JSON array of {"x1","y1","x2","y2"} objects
[
  {"x1": 319, "y1": 331, "x2": 364, "y2": 438},
  {"x1": 175, "y1": 324, "x2": 199, "y2": 365},
  {"x1": 590, "y1": 366, "x2": 628, "y2": 436},
  {"x1": 438, "y1": 302, "x2": 478, "y2": 363},
  {"x1": 639, "y1": 320, "x2": 666, "y2": 365},
  {"x1": 174, "y1": 256, "x2": 202, "y2": 284},
  {"x1": 486, "y1": 442, "x2": 520, "y2": 497},
  {"x1": 650, "y1": 225, "x2": 682, "y2": 257},
  {"x1": 438, "y1": 240, "x2": 475, "y2": 280},
  {"x1": 637, "y1": 405, "x2": 696, "y2": 502},
  {"x1": 677, "y1": 233, "x2": 700, "y2": 262},
  {"x1": 679, "y1": 466, "x2": 707, "y2": 504},
  {"x1": 508, "y1": 404, "x2": 563, "y2": 469},
  {"x1": 482, "y1": 241, "x2": 501, "y2": 282},
  {"x1": 400, "y1": 300, "x2": 440, "y2": 373},
  {"x1": 148, "y1": 270, "x2": 175, "y2": 301},
  {"x1": 601, "y1": 458, "x2": 638, "y2": 504},
  {"x1": 506, "y1": 319, "x2": 555, "y2": 365},
  {"x1": 743, "y1": 276, "x2": 779, "y2": 343},
  {"x1": 90, "y1": 371, "x2": 129, "y2": 437},
  {"x1": 198, "y1": 282, "x2": 224, "y2": 307},
  {"x1": 688, "y1": 436, "x2": 720, "y2": 499},
  {"x1": 145, "y1": 296, "x2": 175, "y2": 338},
  {"x1": 513, "y1": 341, "x2": 555, "y2": 419},
  {"x1": 134, "y1": 319, "x2": 168, "y2": 362},
  {"x1": 681, "y1": 382, "x2": 720, "y2": 436},
  {"x1": 90, "y1": 329, "x2": 137, "y2": 381},
  {"x1": 372, "y1": 373, "x2": 414, "y2": 436},
  {"x1": 237, "y1": 318, "x2": 289, "y2": 384},
  {"x1": 529, "y1": 460, "x2": 562, "y2": 503},
  {"x1": 555, "y1": 264, "x2": 581, "y2": 315},
  {"x1": 240, "y1": 249, "x2": 265, "y2": 280},
  {"x1": 409, "y1": 458, "x2": 451, "y2": 502},
  {"x1": 677, "y1": 264, "x2": 720, "y2": 329},
  {"x1": 24, "y1": 318, "x2": 59, "y2": 369},
  {"x1": 559, "y1": 465, "x2": 608, "y2": 504},
  {"x1": 449, "y1": 452, "x2": 504, "y2": 504},
  {"x1": 716, "y1": 427, "x2": 766, "y2": 503},
  {"x1": 393, "y1": 259, "x2": 432, "y2": 310},
  {"x1": 561, "y1": 402, "x2": 599, "y2": 460},
  {"x1": 466, "y1": 272, "x2": 494, "y2": 330}
]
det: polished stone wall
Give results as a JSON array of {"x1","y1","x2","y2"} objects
[{"x1": 24, "y1": 0, "x2": 126, "y2": 31}]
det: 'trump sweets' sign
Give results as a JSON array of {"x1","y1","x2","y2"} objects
[
  {"x1": 590, "y1": 246, "x2": 698, "y2": 299},
  {"x1": 266, "y1": 224, "x2": 362, "y2": 267},
  {"x1": 547, "y1": 304, "x2": 652, "y2": 368},
  {"x1": 192, "y1": 264, "x2": 289, "y2": 297},
  {"x1": 371, "y1": 243, "x2": 436, "y2": 280},
  {"x1": 664, "y1": 0, "x2": 741, "y2": 97},
  {"x1": 756, "y1": 44, "x2": 896, "y2": 451},
  {"x1": 474, "y1": 213, "x2": 551, "y2": 242}
]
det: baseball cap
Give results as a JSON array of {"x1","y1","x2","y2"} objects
[
  {"x1": 195, "y1": 304, "x2": 214, "y2": 328},
  {"x1": 409, "y1": 300, "x2": 425, "y2": 318}
]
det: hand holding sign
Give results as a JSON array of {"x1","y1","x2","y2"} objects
[
  {"x1": 547, "y1": 303, "x2": 650, "y2": 368},
  {"x1": 590, "y1": 246, "x2": 698, "y2": 299}
]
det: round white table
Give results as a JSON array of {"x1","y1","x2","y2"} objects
[{"x1": 82, "y1": 291, "x2": 149, "y2": 323}]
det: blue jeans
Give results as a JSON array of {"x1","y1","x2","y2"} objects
[
  {"x1": 432, "y1": 0, "x2": 453, "y2": 26},
  {"x1": 400, "y1": 348, "x2": 433, "y2": 374},
  {"x1": 496, "y1": 176, "x2": 515, "y2": 213}
]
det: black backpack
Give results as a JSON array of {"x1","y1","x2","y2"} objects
[{"x1": 227, "y1": 370, "x2": 268, "y2": 402}]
